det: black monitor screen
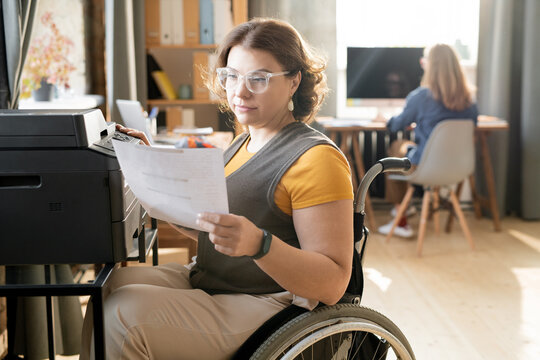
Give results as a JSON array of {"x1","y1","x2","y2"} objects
[{"x1": 346, "y1": 47, "x2": 424, "y2": 99}]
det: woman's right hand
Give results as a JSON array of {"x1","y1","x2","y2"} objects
[{"x1": 116, "y1": 124, "x2": 151, "y2": 146}]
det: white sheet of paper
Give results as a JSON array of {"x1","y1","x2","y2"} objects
[{"x1": 112, "y1": 140, "x2": 229, "y2": 231}]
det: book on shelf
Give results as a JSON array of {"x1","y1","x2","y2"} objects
[
  {"x1": 208, "y1": 52, "x2": 220, "y2": 101},
  {"x1": 145, "y1": 0, "x2": 161, "y2": 46},
  {"x1": 213, "y1": 0, "x2": 234, "y2": 45},
  {"x1": 192, "y1": 51, "x2": 209, "y2": 100},
  {"x1": 199, "y1": 0, "x2": 214, "y2": 44},
  {"x1": 150, "y1": 0, "x2": 237, "y2": 47},
  {"x1": 232, "y1": 0, "x2": 247, "y2": 26},
  {"x1": 159, "y1": 0, "x2": 173, "y2": 45},
  {"x1": 183, "y1": 0, "x2": 200, "y2": 45},
  {"x1": 151, "y1": 70, "x2": 178, "y2": 100},
  {"x1": 172, "y1": 0, "x2": 185, "y2": 45}
]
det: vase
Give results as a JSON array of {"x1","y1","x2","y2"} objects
[{"x1": 32, "y1": 78, "x2": 55, "y2": 101}]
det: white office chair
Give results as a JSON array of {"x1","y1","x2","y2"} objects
[{"x1": 385, "y1": 119, "x2": 476, "y2": 256}]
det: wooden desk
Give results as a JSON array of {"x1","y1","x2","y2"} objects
[
  {"x1": 319, "y1": 117, "x2": 509, "y2": 232},
  {"x1": 319, "y1": 119, "x2": 386, "y2": 231},
  {"x1": 470, "y1": 117, "x2": 509, "y2": 231}
]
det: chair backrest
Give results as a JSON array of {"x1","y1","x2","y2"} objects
[{"x1": 407, "y1": 119, "x2": 475, "y2": 186}]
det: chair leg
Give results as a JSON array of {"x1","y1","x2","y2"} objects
[
  {"x1": 445, "y1": 181, "x2": 464, "y2": 233},
  {"x1": 433, "y1": 187, "x2": 440, "y2": 235},
  {"x1": 449, "y1": 189, "x2": 475, "y2": 250},
  {"x1": 385, "y1": 186, "x2": 414, "y2": 243},
  {"x1": 416, "y1": 189, "x2": 431, "y2": 256}
]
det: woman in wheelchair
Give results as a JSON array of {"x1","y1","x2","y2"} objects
[{"x1": 81, "y1": 18, "x2": 356, "y2": 359}]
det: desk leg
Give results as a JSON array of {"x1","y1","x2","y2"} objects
[
  {"x1": 43, "y1": 265, "x2": 56, "y2": 360},
  {"x1": 92, "y1": 289, "x2": 106, "y2": 359},
  {"x1": 6, "y1": 296, "x2": 16, "y2": 358},
  {"x1": 478, "y1": 131, "x2": 502, "y2": 231},
  {"x1": 468, "y1": 175, "x2": 483, "y2": 219},
  {"x1": 338, "y1": 132, "x2": 358, "y2": 190},
  {"x1": 351, "y1": 133, "x2": 376, "y2": 231},
  {"x1": 45, "y1": 295, "x2": 56, "y2": 360}
]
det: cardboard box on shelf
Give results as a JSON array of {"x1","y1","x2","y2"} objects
[
  {"x1": 128, "y1": 247, "x2": 190, "y2": 267},
  {"x1": 166, "y1": 106, "x2": 183, "y2": 132}
]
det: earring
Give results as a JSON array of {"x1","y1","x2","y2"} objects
[{"x1": 288, "y1": 98, "x2": 294, "y2": 112}]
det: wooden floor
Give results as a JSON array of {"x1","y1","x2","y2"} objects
[{"x1": 362, "y1": 209, "x2": 540, "y2": 360}]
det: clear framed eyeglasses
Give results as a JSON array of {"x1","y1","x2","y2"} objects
[{"x1": 216, "y1": 67, "x2": 290, "y2": 94}]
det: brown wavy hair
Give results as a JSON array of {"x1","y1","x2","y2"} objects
[
  {"x1": 421, "y1": 44, "x2": 473, "y2": 111},
  {"x1": 205, "y1": 18, "x2": 328, "y2": 124}
]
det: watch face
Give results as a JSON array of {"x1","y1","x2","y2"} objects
[{"x1": 262, "y1": 230, "x2": 272, "y2": 253}]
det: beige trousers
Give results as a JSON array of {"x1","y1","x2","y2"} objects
[
  {"x1": 80, "y1": 263, "x2": 292, "y2": 360},
  {"x1": 385, "y1": 139, "x2": 417, "y2": 204}
]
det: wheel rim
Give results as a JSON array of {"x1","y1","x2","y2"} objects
[{"x1": 268, "y1": 317, "x2": 414, "y2": 360}]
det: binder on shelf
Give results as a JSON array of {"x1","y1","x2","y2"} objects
[
  {"x1": 145, "y1": 0, "x2": 161, "y2": 46},
  {"x1": 160, "y1": 0, "x2": 173, "y2": 45},
  {"x1": 213, "y1": 0, "x2": 233, "y2": 45},
  {"x1": 183, "y1": 0, "x2": 200, "y2": 45},
  {"x1": 232, "y1": 0, "x2": 247, "y2": 26},
  {"x1": 151, "y1": 71, "x2": 178, "y2": 100},
  {"x1": 199, "y1": 0, "x2": 214, "y2": 45},
  {"x1": 172, "y1": 0, "x2": 185, "y2": 45},
  {"x1": 192, "y1": 52, "x2": 209, "y2": 100},
  {"x1": 208, "y1": 53, "x2": 220, "y2": 101}
]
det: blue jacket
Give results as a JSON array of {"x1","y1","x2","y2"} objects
[{"x1": 387, "y1": 87, "x2": 478, "y2": 164}]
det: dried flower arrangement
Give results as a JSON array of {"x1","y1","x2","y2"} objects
[{"x1": 21, "y1": 11, "x2": 76, "y2": 98}]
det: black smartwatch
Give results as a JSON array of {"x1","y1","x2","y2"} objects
[{"x1": 251, "y1": 229, "x2": 272, "y2": 260}]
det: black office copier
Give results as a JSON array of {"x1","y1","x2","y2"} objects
[{"x1": 0, "y1": 109, "x2": 143, "y2": 265}]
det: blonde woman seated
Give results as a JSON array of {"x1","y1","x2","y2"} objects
[{"x1": 375, "y1": 44, "x2": 478, "y2": 238}]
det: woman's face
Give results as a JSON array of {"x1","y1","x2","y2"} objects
[{"x1": 225, "y1": 45, "x2": 299, "y2": 128}]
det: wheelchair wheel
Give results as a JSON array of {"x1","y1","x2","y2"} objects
[{"x1": 250, "y1": 303, "x2": 415, "y2": 360}]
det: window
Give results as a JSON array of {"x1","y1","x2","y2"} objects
[{"x1": 336, "y1": 0, "x2": 480, "y2": 117}]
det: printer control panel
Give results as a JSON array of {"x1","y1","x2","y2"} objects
[{"x1": 91, "y1": 124, "x2": 141, "y2": 156}]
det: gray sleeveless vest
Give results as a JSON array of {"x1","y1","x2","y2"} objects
[{"x1": 189, "y1": 121, "x2": 339, "y2": 294}]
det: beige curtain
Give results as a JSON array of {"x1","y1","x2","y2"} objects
[
  {"x1": 477, "y1": 0, "x2": 540, "y2": 219},
  {"x1": 1, "y1": 0, "x2": 39, "y2": 109},
  {"x1": 105, "y1": 0, "x2": 147, "y2": 123}
]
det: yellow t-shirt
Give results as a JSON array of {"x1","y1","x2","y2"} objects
[{"x1": 225, "y1": 137, "x2": 353, "y2": 216}]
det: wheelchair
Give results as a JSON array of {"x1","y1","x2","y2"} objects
[{"x1": 233, "y1": 158, "x2": 416, "y2": 360}]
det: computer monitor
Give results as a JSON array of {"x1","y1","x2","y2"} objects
[{"x1": 346, "y1": 47, "x2": 424, "y2": 108}]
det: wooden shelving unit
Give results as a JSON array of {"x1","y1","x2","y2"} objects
[
  {"x1": 144, "y1": 0, "x2": 247, "y2": 254},
  {"x1": 146, "y1": 0, "x2": 247, "y2": 111}
]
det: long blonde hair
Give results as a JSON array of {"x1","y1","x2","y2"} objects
[{"x1": 421, "y1": 44, "x2": 473, "y2": 111}]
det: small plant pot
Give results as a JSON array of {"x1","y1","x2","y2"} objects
[{"x1": 32, "y1": 78, "x2": 55, "y2": 101}]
